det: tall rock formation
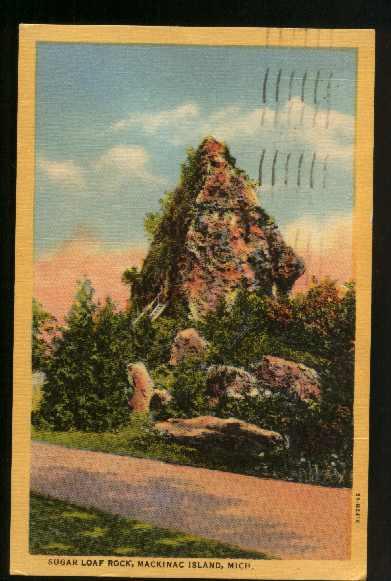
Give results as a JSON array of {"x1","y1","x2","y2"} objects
[{"x1": 131, "y1": 137, "x2": 304, "y2": 318}]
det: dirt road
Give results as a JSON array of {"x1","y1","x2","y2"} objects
[{"x1": 31, "y1": 441, "x2": 351, "y2": 559}]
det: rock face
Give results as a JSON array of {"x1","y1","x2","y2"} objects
[
  {"x1": 155, "y1": 416, "x2": 284, "y2": 451},
  {"x1": 255, "y1": 355, "x2": 321, "y2": 401},
  {"x1": 180, "y1": 139, "x2": 304, "y2": 317},
  {"x1": 131, "y1": 137, "x2": 304, "y2": 318},
  {"x1": 169, "y1": 328, "x2": 208, "y2": 365},
  {"x1": 127, "y1": 362, "x2": 155, "y2": 412},
  {"x1": 206, "y1": 365, "x2": 259, "y2": 405}
]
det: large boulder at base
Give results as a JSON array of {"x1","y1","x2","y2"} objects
[
  {"x1": 155, "y1": 416, "x2": 284, "y2": 451},
  {"x1": 206, "y1": 365, "x2": 259, "y2": 406},
  {"x1": 169, "y1": 328, "x2": 208, "y2": 365},
  {"x1": 127, "y1": 362, "x2": 155, "y2": 412},
  {"x1": 254, "y1": 355, "x2": 321, "y2": 401}
]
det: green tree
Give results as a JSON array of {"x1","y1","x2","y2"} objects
[
  {"x1": 121, "y1": 266, "x2": 140, "y2": 287},
  {"x1": 198, "y1": 290, "x2": 273, "y2": 367},
  {"x1": 92, "y1": 297, "x2": 134, "y2": 430},
  {"x1": 38, "y1": 279, "x2": 132, "y2": 431},
  {"x1": 39, "y1": 279, "x2": 98, "y2": 430},
  {"x1": 32, "y1": 299, "x2": 56, "y2": 372}
]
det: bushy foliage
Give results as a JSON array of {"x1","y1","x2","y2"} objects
[
  {"x1": 36, "y1": 280, "x2": 133, "y2": 432},
  {"x1": 199, "y1": 279, "x2": 354, "y2": 380},
  {"x1": 269, "y1": 279, "x2": 356, "y2": 477},
  {"x1": 171, "y1": 279, "x2": 355, "y2": 485},
  {"x1": 143, "y1": 190, "x2": 175, "y2": 242},
  {"x1": 168, "y1": 358, "x2": 209, "y2": 418},
  {"x1": 270, "y1": 278, "x2": 355, "y2": 364},
  {"x1": 34, "y1": 270, "x2": 355, "y2": 486},
  {"x1": 132, "y1": 308, "x2": 189, "y2": 370},
  {"x1": 198, "y1": 287, "x2": 326, "y2": 371}
]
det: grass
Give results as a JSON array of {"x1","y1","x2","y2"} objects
[
  {"x1": 32, "y1": 416, "x2": 279, "y2": 478},
  {"x1": 32, "y1": 413, "x2": 350, "y2": 487},
  {"x1": 30, "y1": 494, "x2": 268, "y2": 558},
  {"x1": 32, "y1": 414, "x2": 200, "y2": 466}
]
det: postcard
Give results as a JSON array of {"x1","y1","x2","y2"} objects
[{"x1": 12, "y1": 25, "x2": 374, "y2": 579}]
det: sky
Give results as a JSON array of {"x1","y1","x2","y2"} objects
[{"x1": 34, "y1": 42, "x2": 356, "y2": 318}]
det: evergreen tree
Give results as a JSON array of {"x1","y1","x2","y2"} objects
[
  {"x1": 39, "y1": 279, "x2": 98, "y2": 430},
  {"x1": 92, "y1": 297, "x2": 133, "y2": 430},
  {"x1": 38, "y1": 279, "x2": 132, "y2": 431}
]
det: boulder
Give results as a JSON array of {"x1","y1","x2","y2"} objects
[
  {"x1": 206, "y1": 365, "x2": 259, "y2": 406},
  {"x1": 169, "y1": 328, "x2": 208, "y2": 365},
  {"x1": 255, "y1": 355, "x2": 321, "y2": 401},
  {"x1": 127, "y1": 362, "x2": 155, "y2": 412},
  {"x1": 155, "y1": 416, "x2": 284, "y2": 451}
]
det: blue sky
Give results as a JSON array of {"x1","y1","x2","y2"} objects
[{"x1": 35, "y1": 42, "x2": 357, "y2": 257}]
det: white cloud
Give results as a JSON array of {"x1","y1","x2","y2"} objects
[
  {"x1": 112, "y1": 103, "x2": 200, "y2": 134},
  {"x1": 94, "y1": 145, "x2": 164, "y2": 185},
  {"x1": 97, "y1": 145, "x2": 148, "y2": 171},
  {"x1": 39, "y1": 99, "x2": 353, "y2": 198},
  {"x1": 39, "y1": 145, "x2": 166, "y2": 196},
  {"x1": 111, "y1": 99, "x2": 354, "y2": 166},
  {"x1": 39, "y1": 158, "x2": 85, "y2": 189},
  {"x1": 199, "y1": 107, "x2": 261, "y2": 142},
  {"x1": 272, "y1": 97, "x2": 354, "y2": 162},
  {"x1": 200, "y1": 98, "x2": 354, "y2": 164}
]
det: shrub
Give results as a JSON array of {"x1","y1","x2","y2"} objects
[
  {"x1": 192, "y1": 280, "x2": 355, "y2": 485},
  {"x1": 168, "y1": 358, "x2": 209, "y2": 418}
]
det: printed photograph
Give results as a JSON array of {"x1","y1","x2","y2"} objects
[{"x1": 30, "y1": 39, "x2": 358, "y2": 562}]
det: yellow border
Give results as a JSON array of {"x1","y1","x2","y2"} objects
[{"x1": 12, "y1": 25, "x2": 374, "y2": 580}]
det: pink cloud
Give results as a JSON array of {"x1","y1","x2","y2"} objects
[
  {"x1": 34, "y1": 213, "x2": 353, "y2": 321},
  {"x1": 282, "y1": 213, "x2": 353, "y2": 292},
  {"x1": 34, "y1": 238, "x2": 147, "y2": 321}
]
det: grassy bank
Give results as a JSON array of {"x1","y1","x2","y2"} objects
[
  {"x1": 32, "y1": 418, "x2": 286, "y2": 480},
  {"x1": 32, "y1": 415, "x2": 199, "y2": 466},
  {"x1": 30, "y1": 494, "x2": 267, "y2": 558},
  {"x1": 32, "y1": 413, "x2": 350, "y2": 487}
]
